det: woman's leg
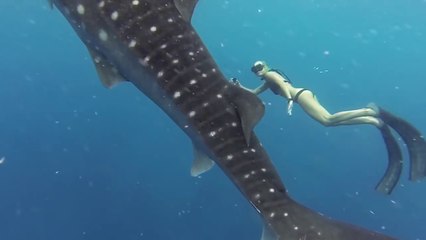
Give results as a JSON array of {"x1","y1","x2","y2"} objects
[
  {"x1": 329, "y1": 116, "x2": 383, "y2": 127},
  {"x1": 296, "y1": 90, "x2": 378, "y2": 127},
  {"x1": 327, "y1": 108, "x2": 377, "y2": 122}
]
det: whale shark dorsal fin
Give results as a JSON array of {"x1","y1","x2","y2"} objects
[
  {"x1": 173, "y1": 0, "x2": 199, "y2": 22},
  {"x1": 261, "y1": 224, "x2": 278, "y2": 240},
  {"x1": 88, "y1": 49, "x2": 126, "y2": 88},
  {"x1": 229, "y1": 85, "x2": 265, "y2": 146},
  {"x1": 191, "y1": 144, "x2": 215, "y2": 177}
]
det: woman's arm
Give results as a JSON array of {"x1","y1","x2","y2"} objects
[
  {"x1": 251, "y1": 82, "x2": 269, "y2": 95},
  {"x1": 232, "y1": 78, "x2": 269, "y2": 95},
  {"x1": 281, "y1": 84, "x2": 294, "y2": 115}
]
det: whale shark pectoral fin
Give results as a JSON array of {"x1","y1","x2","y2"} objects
[
  {"x1": 88, "y1": 49, "x2": 126, "y2": 88},
  {"x1": 229, "y1": 85, "x2": 265, "y2": 146},
  {"x1": 261, "y1": 223, "x2": 278, "y2": 240},
  {"x1": 191, "y1": 144, "x2": 215, "y2": 177},
  {"x1": 173, "y1": 0, "x2": 199, "y2": 22}
]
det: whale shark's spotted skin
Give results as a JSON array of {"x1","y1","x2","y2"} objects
[{"x1": 50, "y1": 0, "x2": 396, "y2": 239}]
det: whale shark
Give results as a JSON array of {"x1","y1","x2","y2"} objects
[{"x1": 49, "y1": 0, "x2": 396, "y2": 239}]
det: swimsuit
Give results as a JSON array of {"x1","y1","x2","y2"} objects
[
  {"x1": 264, "y1": 69, "x2": 292, "y2": 95},
  {"x1": 269, "y1": 82, "x2": 282, "y2": 95},
  {"x1": 263, "y1": 69, "x2": 314, "y2": 102},
  {"x1": 293, "y1": 88, "x2": 309, "y2": 103}
]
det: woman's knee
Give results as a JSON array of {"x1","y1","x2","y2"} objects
[{"x1": 318, "y1": 117, "x2": 334, "y2": 127}]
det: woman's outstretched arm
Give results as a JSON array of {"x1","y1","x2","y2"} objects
[{"x1": 232, "y1": 78, "x2": 269, "y2": 95}]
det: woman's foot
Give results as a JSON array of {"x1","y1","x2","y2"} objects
[
  {"x1": 376, "y1": 118, "x2": 385, "y2": 128},
  {"x1": 367, "y1": 102, "x2": 381, "y2": 116}
]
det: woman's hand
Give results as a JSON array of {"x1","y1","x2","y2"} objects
[
  {"x1": 287, "y1": 99, "x2": 294, "y2": 116},
  {"x1": 230, "y1": 77, "x2": 240, "y2": 87}
]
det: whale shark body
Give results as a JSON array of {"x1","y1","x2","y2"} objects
[{"x1": 49, "y1": 0, "x2": 396, "y2": 239}]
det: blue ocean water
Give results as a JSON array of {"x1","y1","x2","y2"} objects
[{"x1": 0, "y1": 0, "x2": 426, "y2": 239}]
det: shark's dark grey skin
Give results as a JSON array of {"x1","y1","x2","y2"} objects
[{"x1": 50, "y1": 0, "x2": 396, "y2": 239}]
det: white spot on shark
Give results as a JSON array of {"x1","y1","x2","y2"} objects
[
  {"x1": 132, "y1": 0, "x2": 140, "y2": 5},
  {"x1": 190, "y1": 79, "x2": 197, "y2": 85},
  {"x1": 226, "y1": 155, "x2": 233, "y2": 160},
  {"x1": 111, "y1": 11, "x2": 119, "y2": 21},
  {"x1": 150, "y1": 26, "x2": 157, "y2": 32},
  {"x1": 98, "y1": 29, "x2": 108, "y2": 41},
  {"x1": 77, "y1": 4, "x2": 85, "y2": 15},
  {"x1": 269, "y1": 188, "x2": 275, "y2": 193},
  {"x1": 139, "y1": 57, "x2": 150, "y2": 66},
  {"x1": 98, "y1": 1, "x2": 105, "y2": 8},
  {"x1": 231, "y1": 122, "x2": 238, "y2": 127},
  {"x1": 128, "y1": 40, "x2": 137, "y2": 48},
  {"x1": 157, "y1": 71, "x2": 164, "y2": 78},
  {"x1": 209, "y1": 131, "x2": 216, "y2": 137},
  {"x1": 93, "y1": 56, "x2": 101, "y2": 63},
  {"x1": 189, "y1": 111, "x2": 196, "y2": 118},
  {"x1": 217, "y1": 94, "x2": 223, "y2": 99},
  {"x1": 173, "y1": 91, "x2": 181, "y2": 99}
]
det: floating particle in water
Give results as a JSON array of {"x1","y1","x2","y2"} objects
[
  {"x1": 323, "y1": 50, "x2": 330, "y2": 56},
  {"x1": 369, "y1": 29, "x2": 378, "y2": 35},
  {"x1": 0, "y1": 156, "x2": 5, "y2": 164}
]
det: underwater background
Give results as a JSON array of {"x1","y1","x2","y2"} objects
[{"x1": 0, "y1": 0, "x2": 426, "y2": 239}]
